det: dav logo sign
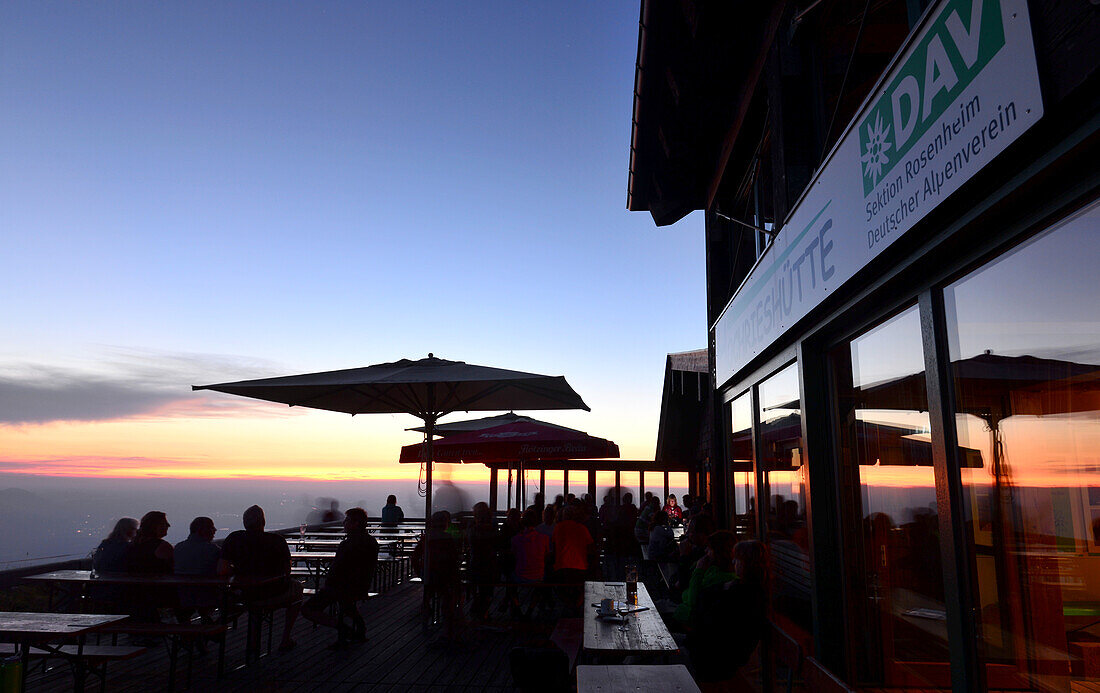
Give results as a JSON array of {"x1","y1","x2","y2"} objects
[{"x1": 859, "y1": 0, "x2": 1006, "y2": 194}]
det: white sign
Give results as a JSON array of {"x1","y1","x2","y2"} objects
[{"x1": 715, "y1": 0, "x2": 1042, "y2": 385}]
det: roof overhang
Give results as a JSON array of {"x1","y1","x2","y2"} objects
[
  {"x1": 655, "y1": 349, "x2": 712, "y2": 465},
  {"x1": 627, "y1": 0, "x2": 788, "y2": 226}
]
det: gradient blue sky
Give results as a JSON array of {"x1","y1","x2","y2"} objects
[{"x1": 0, "y1": 1, "x2": 703, "y2": 478}]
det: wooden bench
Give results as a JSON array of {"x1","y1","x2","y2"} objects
[
  {"x1": 2, "y1": 643, "x2": 147, "y2": 691},
  {"x1": 98, "y1": 621, "x2": 228, "y2": 690}
]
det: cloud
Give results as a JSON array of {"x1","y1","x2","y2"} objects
[{"x1": 0, "y1": 349, "x2": 294, "y2": 425}]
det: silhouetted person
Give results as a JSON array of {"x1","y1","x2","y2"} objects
[
  {"x1": 536, "y1": 505, "x2": 556, "y2": 539},
  {"x1": 303, "y1": 507, "x2": 379, "y2": 648},
  {"x1": 466, "y1": 502, "x2": 498, "y2": 621},
  {"x1": 674, "y1": 530, "x2": 737, "y2": 628},
  {"x1": 322, "y1": 499, "x2": 343, "y2": 523},
  {"x1": 220, "y1": 505, "x2": 303, "y2": 653},
  {"x1": 125, "y1": 511, "x2": 175, "y2": 623},
  {"x1": 94, "y1": 517, "x2": 138, "y2": 574},
  {"x1": 174, "y1": 516, "x2": 220, "y2": 625},
  {"x1": 605, "y1": 492, "x2": 638, "y2": 580},
  {"x1": 551, "y1": 504, "x2": 595, "y2": 614},
  {"x1": 512, "y1": 508, "x2": 549, "y2": 583},
  {"x1": 90, "y1": 517, "x2": 138, "y2": 607},
  {"x1": 688, "y1": 540, "x2": 770, "y2": 686},
  {"x1": 636, "y1": 496, "x2": 660, "y2": 542},
  {"x1": 126, "y1": 511, "x2": 173, "y2": 574},
  {"x1": 498, "y1": 508, "x2": 522, "y2": 613},
  {"x1": 648, "y1": 511, "x2": 677, "y2": 562},
  {"x1": 380, "y1": 494, "x2": 404, "y2": 528},
  {"x1": 413, "y1": 511, "x2": 460, "y2": 640}
]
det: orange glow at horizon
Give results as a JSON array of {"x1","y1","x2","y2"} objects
[{"x1": 0, "y1": 405, "x2": 651, "y2": 482}]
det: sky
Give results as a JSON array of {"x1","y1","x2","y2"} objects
[{"x1": 0, "y1": 1, "x2": 705, "y2": 481}]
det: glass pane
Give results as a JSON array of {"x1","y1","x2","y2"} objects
[
  {"x1": 945, "y1": 200, "x2": 1100, "y2": 690},
  {"x1": 831, "y1": 306, "x2": 950, "y2": 690},
  {"x1": 759, "y1": 363, "x2": 812, "y2": 636},
  {"x1": 728, "y1": 391, "x2": 756, "y2": 539}
]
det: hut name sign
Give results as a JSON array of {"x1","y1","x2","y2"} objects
[{"x1": 714, "y1": 0, "x2": 1042, "y2": 385}]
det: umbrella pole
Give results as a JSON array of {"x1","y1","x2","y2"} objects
[{"x1": 424, "y1": 415, "x2": 436, "y2": 521}]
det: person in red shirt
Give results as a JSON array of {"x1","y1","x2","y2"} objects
[
  {"x1": 663, "y1": 494, "x2": 684, "y2": 525},
  {"x1": 551, "y1": 504, "x2": 595, "y2": 614},
  {"x1": 512, "y1": 508, "x2": 550, "y2": 583}
]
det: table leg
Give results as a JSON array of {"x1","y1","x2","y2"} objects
[
  {"x1": 19, "y1": 641, "x2": 30, "y2": 693},
  {"x1": 73, "y1": 634, "x2": 86, "y2": 693}
]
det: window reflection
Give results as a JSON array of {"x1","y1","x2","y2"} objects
[
  {"x1": 946, "y1": 201, "x2": 1100, "y2": 688},
  {"x1": 758, "y1": 363, "x2": 811, "y2": 636},
  {"x1": 831, "y1": 306, "x2": 949, "y2": 690},
  {"x1": 728, "y1": 392, "x2": 756, "y2": 539}
]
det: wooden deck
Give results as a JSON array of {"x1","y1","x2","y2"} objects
[{"x1": 25, "y1": 581, "x2": 554, "y2": 692}]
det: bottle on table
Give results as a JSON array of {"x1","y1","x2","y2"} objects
[{"x1": 625, "y1": 561, "x2": 638, "y2": 605}]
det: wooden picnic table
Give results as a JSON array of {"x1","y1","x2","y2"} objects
[
  {"x1": 0, "y1": 611, "x2": 128, "y2": 693},
  {"x1": 24, "y1": 570, "x2": 282, "y2": 666},
  {"x1": 576, "y1": 664, "x2": 700, "y2": 692},
  {"x1": 287, "y1": 537, "x2": 408, "y2": 547},
  {"x1": 582, "y1": 582, "x2": 677, "y2": 658},
  {"x1": 289, "y1": 551, "x2": 336, "y2": 589}
]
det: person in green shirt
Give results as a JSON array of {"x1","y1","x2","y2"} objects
[{"x1": 673, "y1": 529, "x2": 737, "y2": 629}]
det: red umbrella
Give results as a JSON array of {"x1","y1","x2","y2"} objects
[{"x1": 399, "y1": 419, "x2": 620, "y2": 464}]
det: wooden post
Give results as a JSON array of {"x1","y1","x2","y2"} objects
[
  {"x1": 489, "y1": 466, "x2": 498, "y2": 516},
  {"x1": 663, "y1": 471, "x2": 670, "y2": 502},
  {"x1": 587, "y1": 469, "x2": 596, "y2": 502},
  {"x1": 564, "y1": 469, "x2": 569, "y2": 496},
  {"x1": 614, "y1": 470, "x2": 621, "y2": 504},
  {"x1": 540, "y1": 469, "x2": 546, "y2": 500},
  {"x1": 507, "y1": 467, "x2": 513, "y2": 510},
  {"x1": 517, "y1": 462, "x2": 524, "y2": 510},
  {"x1": 640, "y1": 473, "x2": 645, "y2": 503}
]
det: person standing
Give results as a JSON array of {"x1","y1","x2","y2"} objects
[
  {"x1": 302, "y1": 507, "x2": 379, "y2": 648},
  {"x1": 413, "y1": 511, "x2": 461, "y2": 640},
  {"x1": 550, "y1": 505, "x2": 595, "y2": 614},
  {"x1": 465, "y1": 502, "x2": 498, "y2": 622}
]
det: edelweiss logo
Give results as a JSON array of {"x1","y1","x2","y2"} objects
[{"x1": 860, "y1": 112, "x2": 893, "y2": 186}]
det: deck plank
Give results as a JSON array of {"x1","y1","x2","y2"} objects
[{"x1": 23, "y1": 581, "x2": 568, "y2": 691}]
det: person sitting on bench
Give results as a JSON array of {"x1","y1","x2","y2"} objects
[
  {"x1": 220, "y1": 504, "x2": 303, "y2": 653},
  {"x1": 174, "y1": 516, "x2": 221, "y2": 626},
  {"x1": 302, "y1": 507, "x2": 379, "y2": 648}
]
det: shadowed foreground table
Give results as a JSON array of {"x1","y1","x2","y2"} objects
[
  {"x1": 582, "y1": 581, "x2": 677, "y2": 657},
  {"x1": 0, "y1": 611, "x2": 128, "y2": 693}
]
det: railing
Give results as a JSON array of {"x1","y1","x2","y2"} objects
[{"x1": 0, "y1": 519, "x2": 426, "y2": 594}]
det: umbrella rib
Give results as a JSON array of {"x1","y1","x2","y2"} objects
[
  {"x1": 502, "y1": 379, "x2": 588, "y2": 409},
  {"x1": 439, "y1": 381, "x2": 511, "y2": 412},
  {"x1": 290, "y1": 385, "x2": 355, "y2": 409}
]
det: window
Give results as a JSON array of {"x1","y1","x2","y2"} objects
[
  {"x1": 831, "y1": 306, "x2": 950, "y2": 689},
  {"x1": 759, "y1": 363, "x2": 812, "y2": 635},
  {"x1": 945, "y1": 200, "x2": 1100, "y2": 687},
  {"x1": 728, "y1": 391, "x2": 756, "y2": 538}
]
